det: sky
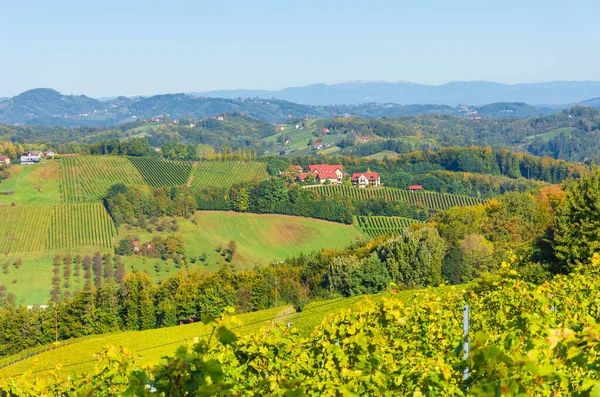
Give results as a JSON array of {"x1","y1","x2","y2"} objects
[{"x1": 1, "y1": 0, "x2": 599, "y2": 97}]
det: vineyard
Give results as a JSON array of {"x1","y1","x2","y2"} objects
[
  {"x1": 128, "y1": 157, "x2": 192, "y2": 188},
  {"x1": 0, "y1": 203, "x2": 115, "y2": 255},
  {"x1": 46, "y1": 203, "x2": 115, "y2": 250},
  {"x1": 3, "y1": 262, "x2": 600, "y2": 394},
  {"x1": 189, "y1": 161, "x2": 268, "y2": 189},
  {"x1": 356, "y1": 215, "x2": 422, "y2": 237},
  {"x1": 309, "y1": 185, "x2": 484, "y2": 210},
  {"x1": 60, "y1": 156, "x2": 145, "y2": 202}
]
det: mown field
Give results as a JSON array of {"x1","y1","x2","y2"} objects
[
  {"x1": 0, "y1": 288, "x2": 430, "y2": 378},
  {"x1": 0, "y1": 163, "x2": 62, "y2": 205},
  {"x1": 60, "y1": 156, "x2": 144, "y2": 202},
  {"x1": 363, "y1": 150, "x2": 399, "y2": 160},
  {"x1": 355, "y1": 216, "x2": 422, "y2": 237},
  {"x1": 189, "y1": 161, "x2": 268, "y2": 189},
  {"x1": 309, "y1": 185, "x2": 484, "y2": 211},
  {"x1": 118, "y1": 211, "x2": 364, "y2": 272}
]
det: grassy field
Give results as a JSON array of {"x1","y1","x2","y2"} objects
[
  {"x1": 189, "y1": 161, "x2": 268, "y2": 189},
  {"x1": 0, "y1": 257, "x2": 88, "y2": 305},
  {"x1": 364, "y1": 150, "x2": 399, "y2": 160},
  {"x1": 525, "y1": 127, "x2": 579, "y2": 142},
  {"x1": 60, "y1": 156, "x2": 145, "y2": 202},
  {"x1": 0, "y1": 163, "x2": 63, "y2": 205},
  {"x1": 117, "y1": 211, "x2": 364, "y2": 272}
]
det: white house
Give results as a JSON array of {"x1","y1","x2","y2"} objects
[
  {"x1": 20, "y1": 151, "x2": 42, "y2": 165},
  {"x1": 43, "y1": 150, "x2": 56, "y2": 158}
]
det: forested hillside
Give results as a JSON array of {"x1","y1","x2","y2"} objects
[{"x1": 3, "y1": 105, "x2": 600, "y2": 162}]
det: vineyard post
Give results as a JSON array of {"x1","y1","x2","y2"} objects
[{"x1": 463, "y1": 305, "x2": 470, "y2": 382}]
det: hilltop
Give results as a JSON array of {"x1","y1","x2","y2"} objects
[{"x1": 0, "y1": 88, "x2": 561, "y2": 127}]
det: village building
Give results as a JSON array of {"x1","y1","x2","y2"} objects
[
  {"x1": 408, "y1": 185, "x2": 423, "y2": 192},
  {"x1": 308, "y1": 164, "x2": 344, "y2": 184},
  {"x1": 321, "y1": 127, "x2": 330, "y2": 133},
  {"x1": 42, "y1": 150, "x2": 56, "y2": 158},
  {"x1": 216, "y1": 115, "x2": 225, "y2": 121},
  {"x1": 352, "y1": 172, "x2": 381, "y2": 188},
  {"x1": 20, "y1": 151, "x2": 42, "y2": 165},
  {"x1": 0, "y1": 155, "x2": 10, "y2": 165},
  {"x1": 312, "y1": 141, "x2": 324, "y2": 150}
]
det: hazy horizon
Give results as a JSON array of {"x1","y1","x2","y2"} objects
[{"x1": 3, "y1": 79, "x2": 600, "y2": 99}]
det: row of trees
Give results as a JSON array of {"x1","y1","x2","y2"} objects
[
  {"x1": 0, "y1": 225, "x2": 448, "y2": 358},
  {"x1": 105, "y1": 184, "x2": 197, "y2": 226}
]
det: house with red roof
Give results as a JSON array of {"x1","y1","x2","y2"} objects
[
  {"x1": 308, "y1": 164, "x2": 343, "y2": 184},
  {"x1": 0, "y1": 155, "x2": 10, "y2": 165},
  {"x1": 312, "y1": 141, "x2": 324, "y2": 150},
  {"x1": 352, "y1": 172, "x2": 380, "y2": 188},
  {"x1": 408, "y1": 185, "x2": 423, "y2": 192}
]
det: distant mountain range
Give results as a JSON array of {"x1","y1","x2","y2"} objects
[
  {"x1": 1, "y1": 85, "x2": 599, "y2": 127},
  {"x1": 198, "y1": 81, "x2": 600, "y2": 106}
]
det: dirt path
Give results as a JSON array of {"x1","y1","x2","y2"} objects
[{"x1": 187, "y1": 176, "x2": 194, "y2": 187}]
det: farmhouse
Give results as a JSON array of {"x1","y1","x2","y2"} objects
[
  {"x1": 0, "y1": 155, "x2": 10, "y2": 165},
  {"x1": 20, "y1": 151, "x2": 42, "y2": 165},
  {"x1": 42, "y1": 150, "x2": 56, "y2": 158},
  {"x1": 216, "y1": 115, "x2": 225, "y2": 121},
  {"x1": 408, "y1": 185, "x2": 423, "y2": 192},
  {"x1": 321, "y1": 128, "x2": 330, "y2": 133},
  {"x1": 312, "y1": 141, "x2": 324, "y2": 150},
  {"x1": 352, "y1": 172, "x2": 380, "y2": 188},
  {"x1": 308, "y1": 164, "x2": 344, "y2": 184}
]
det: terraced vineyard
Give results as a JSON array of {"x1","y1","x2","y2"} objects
[
  {"x1": 60, "y1": 156, "x2": 145, "y2": 202},
  {"x1": 309, "y1": 185, "x2": 484, "y2": 210},
  {"x1": 46, "y1": 203, "x2": 116, "y2": 250},
  {"x1": 128, "y1": 157, "x2": 192, "y2": 188},
  {"x1": 0, "y1": 203, "x2": 115, "y2": 255},
  {"x1": 190, "y1": 161, "x2": 269, "y2": 189},
  {"x1": 0, "y1": 206, "x2": 52, "y2": 253},
  {"x1": 356, "y1": 216, "x2": 422, "y2": 237}
]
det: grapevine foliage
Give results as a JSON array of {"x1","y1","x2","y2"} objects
[{"x1": 3, "y1": 256, "x2": 600, "y2": 395}]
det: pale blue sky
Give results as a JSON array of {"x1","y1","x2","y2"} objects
[{"x1": 1, "y1": 0, "x2": 599, "y2": 97}]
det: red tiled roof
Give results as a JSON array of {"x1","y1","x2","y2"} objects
[
  {"x1": 294, "y1": 165, "x2": 303, "y2": 171},
  {"x1": 0, "y1": 155, "x2": 9, "y2": 161},
  {"x1": 408, "y1": 185, "x2": 423, "y2": 190},
  {"x1": 298, "y1": 173, "x2": 309, "y2": 181},
  {"x1": 133, "y1": 241, "x2": 140, "y2": 247},
  {"x1": 352, "y1": 172, "x2": 379, "y2": 182},
  {"x1": 309, "y1": 164, "x2": 343, "y2": 174}
]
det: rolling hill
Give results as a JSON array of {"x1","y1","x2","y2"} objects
[{"x1": 0, "y1": 87, "x2": 565, "y2": 127}]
